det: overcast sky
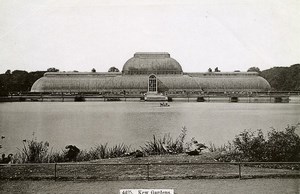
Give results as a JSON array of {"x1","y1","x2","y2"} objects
[{"x1": 0, "y1": 0, "x2": 299, "y2": 73}]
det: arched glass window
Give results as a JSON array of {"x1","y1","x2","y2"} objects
[{"x1": 148, "y1": 74, "x2": 157, "y2": 92}]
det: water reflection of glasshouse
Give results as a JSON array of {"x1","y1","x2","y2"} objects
[{"x1": 31, "y1": 52, "x2": 271, "y2": 94}]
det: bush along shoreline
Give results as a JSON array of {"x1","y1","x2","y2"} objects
[
  {"x1": 214, "y1": 124, "x2": 300, "y2": 162},
  {"x1": 213, "y1": 124, "x2": 300, "y2": 170},
  {"x1": 1, "y1": 124, "x2": 300, "y2": 166}
]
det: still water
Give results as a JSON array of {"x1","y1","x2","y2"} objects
[{"x1": 0, "y1": 102, "x2": 300, "y2": 153}]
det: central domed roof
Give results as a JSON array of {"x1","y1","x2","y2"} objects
[{"x1": 122, "y1": 52, "x2": 183, "y2": 75}]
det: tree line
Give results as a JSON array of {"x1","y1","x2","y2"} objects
[
  {"x1": 0, "y1": 70, "x2": 45, "y2": 96},
  {"x1": 247, "y1": 64, "x2": 300, "y2": 91},
  {"x1": 0, "y1": 64, "x2": 299, "y2": 96},
  {"x1": 260, "y1": 64, "x2": 300, "y2": 91}
]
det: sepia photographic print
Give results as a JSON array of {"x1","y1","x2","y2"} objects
[{"x1": 0, "y1": 0, "x2": 299, "y2": 193}]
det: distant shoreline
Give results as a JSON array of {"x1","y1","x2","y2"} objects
[{"x1": 1, "y1": 93, "x2": 299, "y2": 103}]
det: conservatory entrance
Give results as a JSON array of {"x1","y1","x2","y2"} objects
[{"x1": 148, "y1": 74, "x2": 157, "y2": 93}]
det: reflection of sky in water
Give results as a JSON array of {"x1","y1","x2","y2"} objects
[{"x1": 0, "y1": 102, "x2": 300, "y2": 153}]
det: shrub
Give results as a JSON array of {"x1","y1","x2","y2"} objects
[
  {"x1": 265, "y1": 125, "x2": 300, "y2": 162},
  {"x1": 108, "y1": 143, "x2": 131, "y2": 158},
  {"x1": 18, "y1": 139, "x2": 55, "y2": 163},
  {"x1": 76, "y1": 143, "x2": 131, "y2": 161},
  {"x1": 65, "y1": 145, "x2": 80, "y2": 161},
  {"x1": 208, "y1": 141, "x2": 234, "y2": 153},
  {"x1": 141, "y1": 127, "x2": 187, "y2": 155},
  {"x1": 88, "y1": 143, "x2": 109, "y2": 160},
  {"x1": 14, "y1": 139, "x2": 132, "y2": 163},
  {"x1": 218, "y1": 124, "x2": 300, "y2": 162},
  {"x1": 233, "y1": 129, "x2": 266, "y2": 161}
]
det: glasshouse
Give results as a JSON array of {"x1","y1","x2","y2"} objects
[{"x1": 31, "y1": 52, "x2": 271, "y2": 94}]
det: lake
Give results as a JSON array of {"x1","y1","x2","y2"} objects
[{"x1": 0, "y1": 101, "x2": 300, "y2": 154}]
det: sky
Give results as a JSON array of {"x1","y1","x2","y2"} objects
[{"x1": 0, "y1": 0, "x2": 299, "y2": 73}]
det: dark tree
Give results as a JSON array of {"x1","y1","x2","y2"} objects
[
  {"x1": 5, "y1": 70, "x2": 11, "y2": 75},
  {"x1": 91, "y1": 68, "x2": 96, "y2": 72},
  {"x1": 247, "y1": 67, "x2": 261, "y2": 73},
  {"x1": 47, "y1": 67, "x2": 59, "y2": 72},
  {"x1": 108, "y1": 66, "x2": 120, "y2": 72},
  {"x1": 208, "y1": 68, "x2": 212, "y2": 72},
  {"x1": 11, "y1": 70, "x2": 30, "y2": 92},
  {"x1": 214, "y1": 67, "x2": 220, "y2": 72}
]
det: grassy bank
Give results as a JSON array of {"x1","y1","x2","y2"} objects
[
  {"x1": 1, "y1": 125, "x2": 300, "y2": 181},
  {"x1": 1, "y1": 124, "x2": 300, "y2": 165},
  {"x1": 4, "y1": 127, "x2": 189, "y2": 164},
  {"x1": 1, "y1": 154, "x2": 299, "y2": 181}
]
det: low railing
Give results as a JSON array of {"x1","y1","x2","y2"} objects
[{"x1": 0, "y1": 162, "x2": 299, "y2": 181}]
